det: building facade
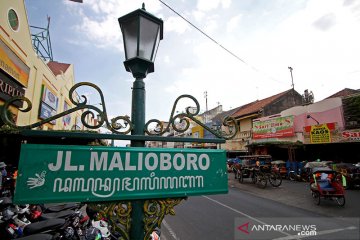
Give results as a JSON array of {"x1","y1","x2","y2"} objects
[{"x1": 0, "y1": 0, "x2": 80, "y2": 130}]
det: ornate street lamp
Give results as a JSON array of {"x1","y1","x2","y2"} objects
[
  {"x1": 118, "y1": 3, "x2": 163, "y2": 78},
  {"x1": 118, "y1": 4, "x2": 163, "y2": 240}
]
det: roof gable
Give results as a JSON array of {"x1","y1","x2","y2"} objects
[
  {"x1": 231, "y1": 90, "x2": 291, "y2": 118},
  {"x1": 47, "y1": 61, "x2": 71, "y2": 76},
  {"x1": 326, "y1": 88, "x2": 360, "y2": 99}
]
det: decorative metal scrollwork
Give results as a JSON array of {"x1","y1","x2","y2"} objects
[
  {"x1": 1, "y1": 83, "x2": 238, "y2": 139},
  {"x1": 143, "y1": 198, "x2": 185, "y2": 240},
  {"x1": 0, "y1": 82, "x2": 132, "y2": 134},
  {"x1": 87, "y1": 201, "x2": 132, "y2": 240},
  {"x1": 145, "y1": 94, "x2": 238, "y2": 139}
]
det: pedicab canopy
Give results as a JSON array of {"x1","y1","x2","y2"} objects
[
  {"x1": 271, "y1": 160, "x2": 286, "y2": 165},
  {"x1": 304, "y1": 161, "x2": 332, "y2": 169},
  {"x1": 14, "y1": 144, "x2": 228, "y2": 204}
]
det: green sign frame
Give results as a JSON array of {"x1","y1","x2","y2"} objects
[{"x1": 14, "y1": 144, "x2": 228, "y2": 204}]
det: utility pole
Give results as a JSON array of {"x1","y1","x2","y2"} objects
[
  {"x1": 204, "y1": 91, "x2": 208, "y2": 112},
  {"x1": 288, "y1": 66, "x2": 294, "y2": 89},
  {"x1": 204, "y1": 91, "x2": 208, "y2": 123}
]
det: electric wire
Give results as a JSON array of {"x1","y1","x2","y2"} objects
[{"x1": 158, "y1": 0, "x2": 288, "y2": 85}]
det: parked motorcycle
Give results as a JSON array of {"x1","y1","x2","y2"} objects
[{"x1": 288, "y1": 168, "x2": 310, "y2": 182}]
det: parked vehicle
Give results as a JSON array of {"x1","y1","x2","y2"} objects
[
  {"x1": 333, "y1": 163, "x2": 360, "y2": 189},
  {"x1": 271, "y1": 160, "x2": 287, "y2": 178},
  {"x1": 310, "y1": 167, "x2": 345, "y2": 206},
  {"x1": 236, "y1": 155, "x2": 281, "y2": 188},
  {"x1": 302, "y1": 161, "x2": 333, "y2": 182},
  {"x1": 227, "y1": 158, "x2": 241, "y2": 177}
]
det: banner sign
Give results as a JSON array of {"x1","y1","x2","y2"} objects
[
  {"x1": 0, "y1": 39, "x2": 30, "y2": 87},
  {"x1": 14, "y1": 144, "x2": 228, "y2": 204},
  {"x1": 252, "y1": 116, "x2": 294, "y2": 139},
  {"x1": 62, "y1": 102, "x2": 71, "y2": 126},
  {"x1": 39, "y1": 102, "x2": 56, "y2": 125},
  {"x1": 303, "y1": 123, "x2": 337, "y2": 144},
  {"x1": 42, "y1": 85, "x2": 58, "y2": 110}
]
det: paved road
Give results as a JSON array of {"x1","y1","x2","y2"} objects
[
  {"x1": 160, "y1": 175, "x2": 360, "y2": 240},
  {"x1": 227, "y1": 175, "x2": 360, "y2": 218}
]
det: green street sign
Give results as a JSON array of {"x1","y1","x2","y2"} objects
[{"x1": 14, "y1": 144, "x2": 228, "y2": 204}]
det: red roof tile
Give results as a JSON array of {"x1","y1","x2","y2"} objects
[
  {"x1": 231, "y1": 90, "x2": 291, "y2": 118},
  {"x1": 47, "y1": 61, "x2": 71, "y2": 76}
]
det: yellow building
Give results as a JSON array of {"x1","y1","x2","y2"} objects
[{"x1": 0, "y1": 0, "x2": 79, "y2": 130}]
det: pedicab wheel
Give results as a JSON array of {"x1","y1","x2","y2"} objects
[
  {"x1": 312, "y1": 191, "x2": 320, "y2": 205},
  {"x1": 238, "y1": 171, "x2": 244, "y2": 183},
  {"x1": 289, "y1": 172, "x2": 296, "y2": 181},
  {"x1": 336, "y1": 196, "x2": 345, "y2": 206},
  {"x1": 256, "y1": 173, "x2": 267, "y2": 189},
  {"x1": 269, "y1": 172, "x2": 282, "y2": 187}
]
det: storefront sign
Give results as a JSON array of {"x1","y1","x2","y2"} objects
[
  {"x1": 14, "y1": 144, "x2": 228, "y2": 204},
  {"x1": 0, "y1": 39, "x2": 29, "y2": 86},
  {"x1": 0, "y1": 70, "x2": 25, "y2": 107},
  {"x1": 253, "y1": 116, "x2": 294, "y2": 139},
  {"x1": 340, "y1": 129, "x2": 360, "y2": 142},
  {"x1": 303, "y1": 123, "x2": 336, "y2": 144},
  {"x1": 310, "y1": 124, "x2": 331, "y2": 143}
]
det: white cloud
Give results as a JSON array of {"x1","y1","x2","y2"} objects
[
  {"x1": 74, "y1": 14, "x2": 123, "y2": 51},
  {"x1": 226, "y1": 14, "x2": 242, "y2": 33},
  {"x1": 165, "y1": 16, "x2": 191, "y2": 34},
  {"x1": 197, "y1": 0, "x2": 231, "y2": 12},
  {"x1": 42, "y1": 0, "x2": 360, "y2": 119},
  {"x1": 192, "y1": 10, "x2": 206, "y2": 22}
]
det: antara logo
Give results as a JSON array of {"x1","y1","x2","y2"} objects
[{"x1": 237, "y1": 222, "x2": 250, "y2": 234}]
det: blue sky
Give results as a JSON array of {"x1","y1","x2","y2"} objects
[{"x1": 25, "y1": 0, "x2": 360, "y2": 124}]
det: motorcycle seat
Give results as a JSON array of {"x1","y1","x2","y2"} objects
[
  {"x1": 41, "y1": 209, "x2": 75, "y2": 220},
  {"x1": 23, "y1": 218, "x2": 65, "y2": 235},
  {"x1": 17, "y1": 233, "x2": 54, "y2": 240},
  {"x1": 43, "y1": 202, "x2": 80, "y2": 212}
]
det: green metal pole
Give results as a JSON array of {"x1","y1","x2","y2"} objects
[{"x1": 130, "y1": 77, "x2": 146, "y2": 240}]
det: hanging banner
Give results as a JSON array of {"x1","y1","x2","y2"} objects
[
  {"x1": 14, "y1": 144, "x2": 228, "y2": 204},
  {"x1": 62, "y1": 101, "x2": 71, "y2": 127},
  {"x1": 252, "y1": 116, "x2": 294, "y2": 139}
]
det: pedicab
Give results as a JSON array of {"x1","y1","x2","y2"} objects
[
  {"x1": 258, "y1": 157, "x2": 282, "y2": 187},
  {"x1": 310, "y1": 167, "x2": 346, "y2": 206},
  {"x1": 237, "y1": 155, "x2": 281, "y2": 188},
  {"x1": 236, "y1": 157, "x2": 267, "y2": 188},
  {"x1": 271, "y1": 160, "x2": 287, "y2": 179}
]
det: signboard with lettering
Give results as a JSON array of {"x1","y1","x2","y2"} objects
[
  {"x1": 253, "y1": 116, "x2": 294, "y2": 139},
  {"x1": 0, "y1": 39, "x2": 30, "y2": 86},
  {"x1": 0, "y1": 70, "x2": 25, "y2": 107},
  {"x1": 14, "y1": 144, "x2": 228, "y2": 204},
  {"x1": 303, "y1": 123, "x2": 337, "y2": 144},
  {"x1": 339, "y1": 129, "x2": 360, "y2": 142}
]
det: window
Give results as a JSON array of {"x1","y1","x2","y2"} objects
[{"x1": 8, "y1": 9, "x2": 19, "y2": 31}]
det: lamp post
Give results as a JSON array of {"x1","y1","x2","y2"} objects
[{"x1": 118, "y1": 4, "x2": 163, "y2": 240}]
